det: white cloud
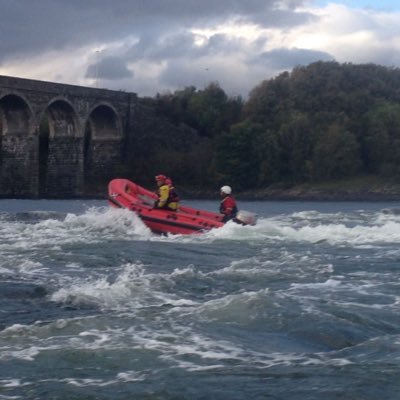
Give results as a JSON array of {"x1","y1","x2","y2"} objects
[{"x1": 0, "y1": 1, "x2": 399, "y2": 97}]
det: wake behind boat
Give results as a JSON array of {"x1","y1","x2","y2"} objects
[{"x1": 108, "y1": 179, "x2": 257, "y2": 235}]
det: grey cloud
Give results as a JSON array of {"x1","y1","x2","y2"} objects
[
  {"x1": 0, "y1": 1, "x2": 111, "y2": 58},
  {"x1": 127, "y1": 32, "x2": 198, "y2": 62},
  {"x1": 0, "y1": 0, "x2": 312, "y2": 60},
  {"x1": 158, "y1": 57, "x2": 265, "y2": 97},
  {"x1": 253, "y1": 48, "x2": 334, "y2": 70},
  {"x1": 3, "y1": 0, "x2": 393, "y2": 98},
  {"x1": 206, "y1": 34, "x2": 247, "y2": 54},
  {"x1": 159, "y1": 60, "x2": 209, "y2": 89},
  {"x1": 249, "y1": 8, "x2": 317, "y2": 28},
  {"x1": 344, "y1": 46, "x2": 400, "y2": 68},
  {"x1": 86, "y1": 56, "x2": 133, "y2": 80},
  {"x1": 127, "y1": 32, "x2": 254, "y2": 63}
]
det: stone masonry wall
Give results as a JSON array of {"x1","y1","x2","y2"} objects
[{"x1": 0, "y1": 75, "x2": 137, "y2": 198}]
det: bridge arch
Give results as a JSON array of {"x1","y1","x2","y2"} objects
[
  {"x1": 38, "y1": 98, "x2": 83, "y2": 197},
  {"x1": 83, "y1": 103, "x2": 123, "y2": 194},
  {"x1": 86, "y1": 103, "x2": 122, "y2": 140},
  {"x1": 44, "y1": 98, "x2": 81, "y2": 138},
  {"x1": 0, "y1": 92, "x2": 35, "y2": 135},
  {"x1": 0, "y1": 93, "x2": 36, "y2": 197}
]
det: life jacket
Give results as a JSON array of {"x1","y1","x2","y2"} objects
[
  {"x1": 168, "y1": 185, "x2": 179, "y2": 203},
  {"x1": 219, "y1": 196, "x2": 238, "y2": 220},
  {"x1": 156, "y1": 184, "x2": 179, "y2": 211}
]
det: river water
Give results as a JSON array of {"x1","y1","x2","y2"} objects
[{"x1": 1, "y1": 199, "x2": 400, "y2": 399}]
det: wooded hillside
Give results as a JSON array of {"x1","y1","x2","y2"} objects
[{"x1": 127, "y1": 61, "x2": 400, "y2": 194}]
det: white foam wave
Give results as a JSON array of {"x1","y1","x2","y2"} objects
[
  {"x1": 1, "y1": 324, "x2": 32, "y2": 335},
  {"x1": 62, "y1": 207, "x2": 152, "y2": 238},
  {"x1": 0, "y1": 297, "x2": 355, "y2": 371},
  {"x1": 130, "y1": 323, "x2": 352, "y2": 370},
  {"x1": 0, "y1": 319, "x2": 128, "y2": 361},
  {"x1": 226, "y1": 216, "x2": 400, "y2": 246},
  {"x1": 0, "y1": 316, "x2": 354, "y2": 370},
  {"x1": 286, "y1": 220, "x2": 400, "y2": 245},
  {"x1": 1, "y1": 346, "x2": 41, "y2": 361},
  {"x1": 64, "y1": 371, "x2": 147, "y2": 387},
  {"x1": 290, "y1": 278, "x2": 342, "y2": 290},
  {"x1": 50, "y1": 263, "x2": 194, "y2": 310},
  {"x1": 150, "y1": 211, "x2": 400, "y2": 246},
  {"x1": 3, "y1": 204, "x2": 400, "y2": 249},
  {"x1": 0, "y1": 208, "x2": 153, "y2": 254},
  {"x1": 192, "y1": 288, "x2": 271, "y2": 323},
  {"x1": 0, "y1": 379, "x2": 22, "y2": 388}
]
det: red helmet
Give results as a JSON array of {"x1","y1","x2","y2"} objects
[{"x1": 155, "y1": 174, "x2": 167, "y2": 182}]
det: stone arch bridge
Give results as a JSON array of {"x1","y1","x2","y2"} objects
[{"x1": 0, "y1": 75, "x2": 137, "y2": 198}]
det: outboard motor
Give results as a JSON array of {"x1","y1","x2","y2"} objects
[{"x1": 234, "y1": 210, "x2": 258, "y2": 226}]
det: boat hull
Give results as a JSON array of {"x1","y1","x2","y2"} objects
[{"x1": 108, "y1": 179, "x2": 225, "y2": 235}]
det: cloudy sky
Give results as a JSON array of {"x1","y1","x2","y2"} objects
[{"x1": 0, "y1": 0, "x2": 398, "y2": 97}]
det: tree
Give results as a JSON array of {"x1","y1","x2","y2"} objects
[
  {"x1": 312, "y1": 124, "x2": 361, "y2": 180},
  {"x1": 129, "y1": 61, "x2": 400, "y2": 192},
  {"x1": 245, "y1": 71, "x2": 291, "y2": 127},
  {"x1": 187, "y1": 82, "x2": 242, "y2": 137},
  {"x1": 362, "y1": 102, "x2": 400, "y2": 175},
  {"x1": 277, "y1": 112, "x2": 314, "y2": 183},
  {"x1": 213, "y1": 121, "x2": 267, "y2": 189}
]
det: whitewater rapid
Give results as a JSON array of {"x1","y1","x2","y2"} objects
[{"x1": 1, "y1": 200, "x2": 400, "y2": 399}]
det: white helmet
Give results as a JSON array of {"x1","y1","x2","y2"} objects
[{"x1": 220, "y1": 185, "x2": 232, "y2": 195}]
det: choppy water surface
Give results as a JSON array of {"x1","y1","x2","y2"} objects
[{"x1": 1, "y1": 199, "x2": 400, "y2": 399}]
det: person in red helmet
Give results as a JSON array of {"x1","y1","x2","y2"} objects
[
  {"x1": 219, "y1": 185, "x2": 238, "y2": 222},
  {"x1": 154, "y1": 175, "x2": 179, "y2": 211}
]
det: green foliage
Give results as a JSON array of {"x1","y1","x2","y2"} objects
[
  {"x1": 362, "y1": 102, "x2": 400, "y2": 175},
  {"x1": 156, "y1": 82, "x2": 243, "y2": 138},
  {"x1": 212, "y1": 120, "x2": 267, "y2": 189},
  {"x1": 187, "y1": 82, "x2": 227, "y2": 137},
  {"x1": 276, "y1": 112, "x2": 314, "y2": 183},
  {"x1": 238, "y1": 61, "x2": 400, "y2": 187},
  {"x1": 126, "y1": 62, "x2": 400, "y2": 192},
  {"x1": 312, "y1": 123, "x2": 361, "y2": 180},
  {"x1": 245, "y1": 71, "x2": 291, "y2": 127}
]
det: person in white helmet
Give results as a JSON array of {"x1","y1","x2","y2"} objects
[{"x1": 219, "y1": 185, "x2": 238, "y2": 223}]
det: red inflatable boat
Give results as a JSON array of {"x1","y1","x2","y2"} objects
[{"x1": 108, "y1": 179, "x2": 257, "y2": 235}]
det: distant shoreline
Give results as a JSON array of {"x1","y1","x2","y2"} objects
[
  {"x1": 181, "y1": 177, "x2": 400, "y2": 202},
  {"x1": 2, "y1": 176, "x2": 400, "y2": 202},
  {"x1": 2, "y1": 193, "x2": 400, "y2": 201}
]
